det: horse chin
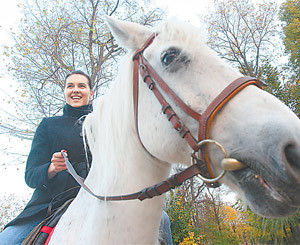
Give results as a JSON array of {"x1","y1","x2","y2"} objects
[{"x1": 228, "y1": 165, "x2": 299, "y2": 218}]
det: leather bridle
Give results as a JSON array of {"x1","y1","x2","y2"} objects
[
  {"x1": 63, "y1": 33, "x2": 265, "y2": 201},
  {"x1": 132, "y1": 33, "x2": 264, "y2": 187}
]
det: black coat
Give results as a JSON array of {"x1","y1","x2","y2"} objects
[{"x1": 6, "y1": 104, "x2": 92, "y2": 227}]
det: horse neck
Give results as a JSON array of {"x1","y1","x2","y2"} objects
[
  {"x1": 85, "y1": 53, "x2": 171, "y2": 195},
  {"x1": 86, "y1": 122, "x2": 171, "y2": 197},
  {"x1": 77, "y1": 55, "x2": 171, "y2": 243},
  {"x1": 83, "y1": 134, "x2": 169, "y2": 243}
]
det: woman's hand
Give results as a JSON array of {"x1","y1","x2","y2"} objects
[{"x1": 47, "y1": 150, "x2": 68, "y2": 179}]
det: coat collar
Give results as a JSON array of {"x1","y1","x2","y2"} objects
[{"x1": 63, "y1": 103, "x2": 92, "y2": 118}]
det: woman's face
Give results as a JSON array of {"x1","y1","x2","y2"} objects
[{"x1": 64, "y1": 74, "x2": 93, "y2": 107}]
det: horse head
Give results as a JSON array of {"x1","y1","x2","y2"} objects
[{"x1": 105, "y1": 16, "x2": 300, "y2": 218}]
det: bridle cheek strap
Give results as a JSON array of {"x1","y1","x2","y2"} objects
[
  {"x1": 134, "y1": 55, "x2": 200, "y2": 153},
  {"x1": 133, "y1": 33, "x2": 200, "y2": 157}
]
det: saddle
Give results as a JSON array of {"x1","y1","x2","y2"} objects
[
  {"x1": 22, "y1": 198, "x2": 73, "y2": 245},
  {"x1": 22, "y1": 161, "x2": 89, "y2": 245}
]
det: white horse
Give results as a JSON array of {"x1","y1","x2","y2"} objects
[{"x1": 49, "y1": 17, "x2": 300, "y2": 244}]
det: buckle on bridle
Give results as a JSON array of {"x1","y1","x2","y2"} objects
[{"x1": 191, "y1": 139, "x2": 227, "y2": 183}]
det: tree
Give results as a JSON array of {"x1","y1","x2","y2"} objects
[
  {"x1": 1, "y1": 0, "x2": 164, "y2": 140},
  {"x1": 196, "y1": 188, "x2": 239, "y2": 244},
  {"x1": 205, "y1": 0, "x2": 279, "y2": 78},
  {"x1": 166, "y1": 179, "x2": 300, "y2": 243},
  {"x1": 261, "y1": 60, "x2": 285, "y2": 99},
  {"x1": 205, "y1": 0, "x2": 300, "y2": 118},
  {"x1": 165, "y1": 169, "x2": 206, "y2": 244},
  {"x1": 279, "y1": 0, "x2": 300, "y2": 117},
  {"x1": 284, "y1": 79, "x2": 300, "y2": 117},
  {"x1": 260, "y1": 58, "x2": 300, "y2": 117},
  {"x1": 222, "y1": 205, "x2": 245, "y2": 240},
  {"x1": 166, "y1": 190, "x2": 202, "y2": 244},
  {"x1": 280, "y1": 0, "x2": 300, "y2": 77}
]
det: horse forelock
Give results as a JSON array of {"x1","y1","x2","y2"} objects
[{"x1": 153, "y1": 19, "x2": 208, "y2": 55}]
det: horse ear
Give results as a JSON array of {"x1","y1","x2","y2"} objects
[{"x1": 105, "y1": 16, "x2": 152, "y2": 50}]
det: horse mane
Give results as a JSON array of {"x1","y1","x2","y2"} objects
[{"x1": 83, "y1": 51, "x2": 136, "y2": 195}]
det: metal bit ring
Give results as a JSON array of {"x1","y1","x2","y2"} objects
[{"x1": 191, "y1": 139, "x2": 227, "y2": 183}]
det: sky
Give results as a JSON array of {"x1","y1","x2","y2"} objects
[
  {"x1": 154, "y1": 0, "x2": 214, "y2": 24},
  {"x1": 0, "y1": 0, "x2": 31, "y2": 197}
]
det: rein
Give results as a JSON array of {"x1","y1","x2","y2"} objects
[
  {"x1": 64, "y1": 33, "x2": 265, "y2": 201},
  {"x1": 63, "y1": 151, "x2": 210, "y2": 201}
]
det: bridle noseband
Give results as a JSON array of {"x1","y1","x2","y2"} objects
[{"x1": 64, "y1": 33, "x2": 265, "y2": 201}]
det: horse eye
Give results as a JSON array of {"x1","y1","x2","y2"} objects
[{"x1": 161, "y1": 48, "x2": 180, "y2": 66}]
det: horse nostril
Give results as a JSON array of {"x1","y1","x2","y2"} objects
[{"x1": 284, "y1": 144, "x2": 300, "y2": 174}]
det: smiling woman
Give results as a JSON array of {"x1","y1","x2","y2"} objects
[{"x1": 0, "y1": 70, "x2": 94, "y2": 244}]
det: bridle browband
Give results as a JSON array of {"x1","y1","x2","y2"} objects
[{"x1": 63, "y1": 33, "x2": 264, "y2": 201}]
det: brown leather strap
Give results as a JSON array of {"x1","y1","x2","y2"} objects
[
  {"x1": 198, "y1": 76, "x2": 264, "y2": 178},
  {"x1": 62, "y1": 150, "x2": 206, "y2": 201},
  {"x1": 133, "y1": 58, "x2": 155, "y2": 157},
  {"x1": 132, "y1": 34, "x2": 158, "y2": 158},
  {"x1": 198, "y1": 76, "x2": 264, "y2": 142},
  {"x1": 140, "y1": 56, "x2": 201, "y2": 121},
  {"x1": 137, "y1": 56, "x2": 200, "y2": 152}
]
